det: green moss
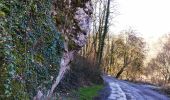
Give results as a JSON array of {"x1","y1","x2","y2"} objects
[
  {"x1": 0, "y1": 11, "x2": 5, "y2": 17},
  {"x1": 78, "y1": 85, "x2": 103, "y2": 100},
  {"x1": 68, "y1": 40, "x2": 77, "y2": 50},
  {"x1": 72, "y1": 0, "x2": 86, "y2": 7},
  {"x1": 34, "y1": 53, "x2": 44, "y2": 63}
]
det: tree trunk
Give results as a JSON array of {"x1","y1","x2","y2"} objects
[
  {"x1": 116, "y1": 66, "x2": 126, "y2": 78},
  {"x1": 97, "y1": 0, "x2": 111, "y2": 67}
]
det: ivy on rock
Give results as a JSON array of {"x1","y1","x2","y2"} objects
[{"x1": 1, "y1": 0, "x2": 63, "y2": 99}]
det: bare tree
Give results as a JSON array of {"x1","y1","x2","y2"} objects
[
  {"x1": 115, "y1": 30, "x2": 146, "y2": 78},
  {"x1": 146, "y1": 34, "x2": 170, "y2": 85}
]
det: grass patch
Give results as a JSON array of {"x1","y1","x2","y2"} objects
[{"x1": 78, "y1": 85, "x2": 103, "y2": 100}]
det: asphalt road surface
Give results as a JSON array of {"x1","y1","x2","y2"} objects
[{"x1": 99, "y1": 76, "x2": 170, "y2": 100}]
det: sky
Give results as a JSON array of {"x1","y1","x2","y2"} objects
[
  {"x1": 111, "y1": 0, "x2": 170, "y2": 59},
  {"x1": 112, "y1": 0, "x2": 170, "y2": 39}
]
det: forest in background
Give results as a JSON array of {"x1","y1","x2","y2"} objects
[{"x1": 0, "y1": 0, "x2": 170, "y2": 99}]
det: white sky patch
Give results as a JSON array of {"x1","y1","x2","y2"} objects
[{"x1": 111, "y1": 0, "x2": 170, "y2": 59}]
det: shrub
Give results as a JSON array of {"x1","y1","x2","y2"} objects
[{"x1": 57, "y1": 55, "x2": 103, "y2": 92}]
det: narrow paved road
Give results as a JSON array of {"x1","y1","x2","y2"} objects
[{"x1": 101, "y1": 76, "x2": 170, "y2": 100}]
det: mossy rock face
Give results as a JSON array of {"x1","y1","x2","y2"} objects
[
  {"x1": 1, "y1": 0, "x2": 64, "y2": 99},
  {"x1": 1, "y1": 0, "x2": 92, "y2": 99}
]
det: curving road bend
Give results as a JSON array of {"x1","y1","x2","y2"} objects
[{"x1": 102, "y1": 76, "x2": 170, "y2": 100}]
